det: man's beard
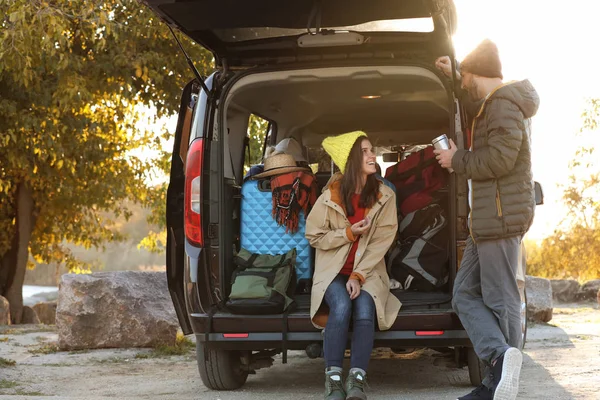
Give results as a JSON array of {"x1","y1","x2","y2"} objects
[{"x1": 467, "y1": 80, "x2": 481, "y2": 102}]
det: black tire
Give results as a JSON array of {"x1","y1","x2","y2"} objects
[
  {"x1": 519, "y1": 240, "x2": 528, "y2": 350},
  {"x1": 467, "y1": 347, "x2": 485, "y2": 386},
  {"x1": 196, "y1": 342, "x2": 249, "y2": 390},
  {"x1": 520, "y1": 287, "x2": 528, "y2": 350}
]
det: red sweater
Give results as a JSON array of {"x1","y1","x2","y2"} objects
[{"x1": 340, "y1": 194, "x2": 366, "y2": 276}]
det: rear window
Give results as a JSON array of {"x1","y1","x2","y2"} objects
[{"x1": 213, "y1": 18, "x2": 434, "y2": 42}]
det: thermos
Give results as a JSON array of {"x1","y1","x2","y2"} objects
[{"x1": 432, "y1": 134, "x2": 454, "y2": 173}]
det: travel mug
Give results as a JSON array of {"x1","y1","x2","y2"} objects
[{"x1": 432, "y1": 134, "x2": 454, "y2": 173}]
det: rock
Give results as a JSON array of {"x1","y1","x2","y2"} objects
[
  {"x1": 21, "y1": 306, "x2": 41, "y2": 324},
  {"x1": 526, "y1": 275, "x2": 553, "y2": 323},
  {"x1": 580, "y1": 280, "x2": 600, "y2": 301},
  {"x1": 24, "y1": 290, "x2": 59, "y2": 307},
  {"x1": 0, "y1": 296, "x2": 10, "y2": 325},
  {"x1": 550, "y1": 279, "x2": 581, "y2": 303},
  {"x1": 33, "y1": 302, "x2": 57, "y2": 325},
  {"x1": 56, "y1": 271, "x2": 178, "y2": 350}
]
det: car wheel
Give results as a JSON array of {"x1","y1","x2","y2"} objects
[
  {"x1": 467, "y1": 347, "x2": 485, "y2": 386},
  {"x1": 520, "y1": 287, "x2": 528, "y2": 350},
  {"x1": 196, "y1": 342, "x2": 249, "y2": 390}
]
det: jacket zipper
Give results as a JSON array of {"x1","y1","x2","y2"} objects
[
  {"x1": 468, "y1": 117, "x2": 477, "y2": 243},
  {"x1": 496, "y1": 189, "x2": 503, "y2": 217}
]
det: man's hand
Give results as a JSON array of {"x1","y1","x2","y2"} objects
[
  {"x1": 433, "y1": 139, "x2": 458, "y2": 169},
  {"x1": 435, "y1": 56, "x2": 461, "y2": 79},
  {"x1": 346, "y1": 278, "x2": 361, "y2": 300},
  {"x1": 351, "y1": 216, "x2": 371, "y2": 237}
]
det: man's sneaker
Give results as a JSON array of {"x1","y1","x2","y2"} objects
[
  {"x1": 457, "y1": 384, "x2": 494, "y2": 400},
  {"x1": 324, "y1": 369, "x2": 346, "y2": 400},
  {"x1": 491, "y1": 347, "x2": 523, "y2": 400},
  {"x1": 345, "y1": 370, "x2": 367, "y2": 400}
]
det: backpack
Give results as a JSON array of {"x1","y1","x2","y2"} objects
[
  {"x1": 226, "y1": 247, "x2": 297, "y2": 315},
  {"x1": 385, "y1": 146, "x2": 447, "y2": 217},
  {"x1": 387, "y1": 204, "x2": 449, "y2": 292}
]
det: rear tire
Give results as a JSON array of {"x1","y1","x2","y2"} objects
[
  {"x1": 467, "y1": 347, "x2": 485, "y2": 386},
  {"x1": 520, "y1": 288, "x2": 528, "y2": 350},
  {"x1": 196, "y1": 342, "x2": 249, "y2": 390}
]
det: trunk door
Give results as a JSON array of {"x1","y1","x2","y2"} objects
[{"x1": 140, "y1": 0, "x2": 457, "y2": 66}]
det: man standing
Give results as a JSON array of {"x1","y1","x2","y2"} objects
[{"x1": 434, "y1": 39, "x2": 540, "y2": 400}]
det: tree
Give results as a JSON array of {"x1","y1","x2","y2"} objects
[
  {"x1": 527, "y1": 99, "x2": 600, "y2": 281},
  {"x1": 0, "y1": 0, "x2": 213, "y2": 322}
]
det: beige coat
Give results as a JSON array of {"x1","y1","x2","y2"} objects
[{"x1": 305, "y1": 176, "x2": 402, "y2": 330}]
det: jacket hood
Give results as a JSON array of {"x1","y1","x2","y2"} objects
[{"x1": 493, "y1": 79, "x2": 540, "y2": 119}]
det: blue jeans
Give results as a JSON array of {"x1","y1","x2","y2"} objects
[{"x1": 323, "y1": 274, "x2": 376, "y2": 371}]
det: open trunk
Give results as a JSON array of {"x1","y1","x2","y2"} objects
[{"x1": 220, "y1": 63, "x2": 460, "y2": 316}]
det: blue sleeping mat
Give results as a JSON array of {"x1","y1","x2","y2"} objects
[{"x1": 240, "y1": 179, "x2": 313, "y2": 286}]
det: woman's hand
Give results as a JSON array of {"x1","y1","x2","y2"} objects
[
  {"x1": 346, "y1": 278, "x2": 361, "y2": 300},
  {"x1": 350, "y1": 216, "x2": 371, "y2": 237}
]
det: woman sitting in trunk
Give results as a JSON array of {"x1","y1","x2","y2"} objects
[{"x1": 306, "y1": 131, "x2": 400, "y2": 400}]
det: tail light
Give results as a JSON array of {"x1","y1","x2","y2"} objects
[
  {"x1": 415, "y1": 330, "x2": 445, "y2": 336},
  {"x1": 184, "y1": 139, "x2": 204, "y2": 246}
]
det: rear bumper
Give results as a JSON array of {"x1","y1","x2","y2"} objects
[{"x1": 190, "y1": 310, "x2": 470, "y2": 350}]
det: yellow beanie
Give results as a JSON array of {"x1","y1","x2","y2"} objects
[{"x1": 322, "y1": 131, "x2": 367, "y2": 174}]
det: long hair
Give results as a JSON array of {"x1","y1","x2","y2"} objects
[{"x1": 341, "y1": 138, "x2": 379, "y2": 216}]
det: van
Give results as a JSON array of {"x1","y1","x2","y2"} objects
[{"x1": 142, "y1": 0, "x2": 541, "y2": 390}]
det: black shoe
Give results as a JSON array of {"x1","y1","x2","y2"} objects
[
  {"x1": 490, "y1": 348, "x2": 522, "y2": 400},
  {"x1": 457, "y1": 384, "x2": 494, "y2": 400}
]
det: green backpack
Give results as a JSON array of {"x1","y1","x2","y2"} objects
[{"x1": 226, "y1": 248, "x2": 297, "y2": 315}]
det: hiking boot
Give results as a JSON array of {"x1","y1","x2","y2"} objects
[
  {"x1": 457, "y1": 384, "x2": 493, "y2": 400},
  {"x1": 345, "y1": 369, "x2": 367, "y2": 400},
  {"x1": 324, "y1": 368, "x2": 346, "y2": 400},
  {"x1": 491, "y1": 347, "x2": 523, "y2": 400}
]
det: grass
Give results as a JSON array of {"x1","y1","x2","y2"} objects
[
  {"x1": 0, "y1": 380, "x2": 18, "y2": 389},
  {"x1": 0, "y1": 326, "x2": 55, "y2": 335},
  {"x1": 554, "y1": 307, "x2": 597, "y2": 315},
  {"x1": 93, "y1": 356, "x2": 129, "y2": 364},
  {"x1": 28, "y1": 343, "x2": 59, "y2": 355},
  {"x1": 42, "y1": 363, "x2": 72, "y2": 367},
  {"x1": 135, "y1": 333, "x2": 194, "y2": 359},
  {"x1": 14, "y1": 389, "x2": 45, "y2": 396},
  {"x1": 68, "y1": 349, "x2": 90, "y2": 355},
  {"x1": 0, "y1": 357, "x2": 16, "y2": 367},
  {"x1": 0, "y1": 337, "x2": 9, "y2": 343}
]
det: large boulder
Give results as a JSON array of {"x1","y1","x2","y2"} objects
[
  {"x1": 33, "y1": 301, "x2": 57, "y2": 325},
  {"x1": 580, "y1": 280, "x2": 600, "y2": 301},
  {"x1": 526, "y1": 275, "x2": 553, "y2": 323},
  {"x1": 0, "y1": 296, "x2": 10, "y2": 325},
  {"x1": 21, "y1": 306, "x2": 41, "y2": 324},
  {"x1": 24, "y1": 289, "x2": 59, "y2": 306},
  {"x1": 56, "y1": 271, "x2": 178, "y2": 350},
  {"x1": 550, "y1": 279, "x2": 581, "y2": 303}
]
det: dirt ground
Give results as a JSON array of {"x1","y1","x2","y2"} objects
[{"x1": 0, "y1": 303, "x2": 598, "y2": 400}]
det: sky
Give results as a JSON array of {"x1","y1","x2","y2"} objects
[{"x1": 451, "y1": 0, "x2": 600, "y2": 239}]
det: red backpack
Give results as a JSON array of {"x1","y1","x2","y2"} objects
[{"x1": 384, "y1": 146, "x2": 448, "y2": 217}]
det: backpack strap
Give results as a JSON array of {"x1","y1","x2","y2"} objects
[{"x1": 281, "y1": 308, "x2": 289, "y2": 364}]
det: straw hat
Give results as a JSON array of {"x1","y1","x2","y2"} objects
[{"x1": 252, "y1": 153, "x2": 311, "y2": 179}]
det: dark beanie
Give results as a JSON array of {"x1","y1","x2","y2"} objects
[{"x1": 460, "y1": 39, "x2": 503, "y2": 80}]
